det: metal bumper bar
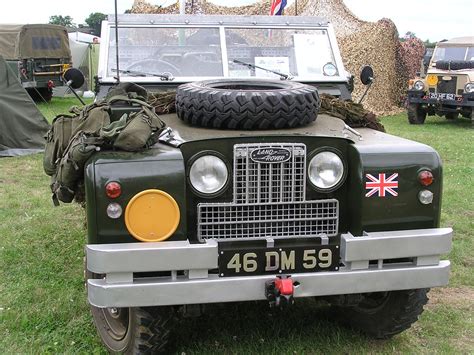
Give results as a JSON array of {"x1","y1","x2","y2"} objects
[{"x1": 86, "y1": 228, "x2": 452, "y2": 308}]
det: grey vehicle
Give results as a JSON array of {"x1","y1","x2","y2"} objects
[
  {"x1": 0, "y1": 24, "x2": 72, "y2": 101},
  {"x1": 83, "y1": 15, "x2": 452, "y2": 353}
]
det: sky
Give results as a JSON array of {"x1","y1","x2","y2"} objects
[{"x1": 0, "y1": 0, "x2": 472, "y2": 42}]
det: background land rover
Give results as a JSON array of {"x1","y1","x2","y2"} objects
[
  {"x1": 84, "y1": 15, "x2": 452, "y2": 353},
  {"x1": 407, "y1": 36, "x2": 474, "y2": 124},
  {"x1": 0, "y1": 24, "x2": 72, "y2": 101}
]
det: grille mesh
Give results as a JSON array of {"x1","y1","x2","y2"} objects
[
  {"x1": 198, "y1": 200, "x2": 339, "y2": 241},
  {"x1": 234, "y1": 143, "x2": 306, "y2": 204},
  {"x1": 437, "y1": 76, "x2": 457, "y2": 94},
  {"x1": 197, "y1": 143, "x2": 339, "y2": 241}
]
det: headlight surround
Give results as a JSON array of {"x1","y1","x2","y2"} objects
[
  {"x1": 189, "y1": 154, "x2": 228, "y2": 195},
  {"x1": 413, "y1": 80, "x2": 425, "y2": 91},
  {"x1": 308, "y1": 150, "x2": 345, "y2": 191},
  {"x1": 464, "y1": 82, "x2": 474, "y2": 93},
  {"x1": 323, "y1": 63, "x2": 338, "y2": 76}
]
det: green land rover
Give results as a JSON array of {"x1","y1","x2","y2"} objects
[
  {"x1": 72, "y1": 15, "x2": 453, "y2": 353},
  {"x1": 0, "y1": 24, "x2": 72, "y2": 101}
]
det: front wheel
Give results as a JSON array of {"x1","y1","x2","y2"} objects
[
  {"x1": 332, "y1": 289, "x2": 429, "y2": 339},
  {"x1": 407, "y1": 104, "x2": 427, "y2": 124},
  {"x1": 90, "y1": 305, "x2": 174, "y2": 354},
  {"x1": 86, "y1": 268, "x2": 175, "y2": 354},
  {"x1": 445, "y1": 112, "x2": 458, "y2": 120}
]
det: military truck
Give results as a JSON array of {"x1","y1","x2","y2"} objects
[
  {"x1": 0, "y1": 24, "x2": 72, "y2": 101},
  {"x1": 407, "y1": 36, "x2": 474, "y2": 123},
  {"x1": 82, "y1": 15, "x2": 452, "y2": 353}
]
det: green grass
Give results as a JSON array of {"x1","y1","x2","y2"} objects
[{"x1": 1, "y1": 101, "x2": 473, "y2": 353}]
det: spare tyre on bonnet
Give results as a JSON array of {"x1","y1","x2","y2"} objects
[{"x1": 176, "y1": 79, "x2": 320, "y2": 129}]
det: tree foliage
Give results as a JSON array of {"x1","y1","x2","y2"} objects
[
  {"x1": 49, "y1": 15, "x2": 74, "y2": 27},
  {"x1": 85, "y1": 13, "x2": 107, "y2": 36}
]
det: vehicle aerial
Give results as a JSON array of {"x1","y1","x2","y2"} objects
[
  {"x1": 0, "y1": 24, "x2": 72, "y2": 101},
  {"x1": 82, "y1": 15, "x2": 452, "y2": 353},
  {"x1": 407, "y1": 36, "x2": 474, "y2": 124}
]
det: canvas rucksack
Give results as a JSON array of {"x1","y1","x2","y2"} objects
[{"x1": 43, "y1": 88, "x2": 166, "y2": 205}]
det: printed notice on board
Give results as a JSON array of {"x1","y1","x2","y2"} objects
[
  {"x1": 293, "y1": 33, "x2": 332, "y2": 76},
  {"x1": 254, "y1": 57, "x2": 290, "y2": 78}
]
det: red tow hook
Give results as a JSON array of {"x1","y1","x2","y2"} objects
[{"x1": 265, "y1": 276, "x2": 295, "y2": 308}]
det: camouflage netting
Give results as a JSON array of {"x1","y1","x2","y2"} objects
[
  {"x1": 399, "y1": 38, "x2": 426, "y2": 79},
  {"x1": 132, "y1": 0, "x2": 413, "y2": 115}
]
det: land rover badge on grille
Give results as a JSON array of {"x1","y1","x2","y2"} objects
[{"x1": 250, "y1": 148, "x2": 291, "y2": 163}]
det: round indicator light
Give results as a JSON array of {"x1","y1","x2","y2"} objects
[
  {"x1": 418, "y1": 170, "x2": 434, "y2": 186},
  {"x1": 105, "y1": 182, "x2": 122, "y2": 199}
]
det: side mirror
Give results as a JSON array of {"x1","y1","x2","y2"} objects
[
  {"x1": 63, "y1": 68, "x2": 85, "y2": 89},
  {"x1": 63, "y1": 68, "x2": 86, "y2": 105},
  {"x1": 360, "y1": 65, "x2": 374, "y2": 86}
]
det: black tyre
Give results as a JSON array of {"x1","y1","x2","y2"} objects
[
  {"x1": 175, "y1": 79, "x2": 320, "y2": 130},
  {"x1": 333, "y1": 289, "x2": 429, "y2": 339},
  {"x1": 86, "y1": 269, "x2": 174, "y2": 354},
  {"x1": 435, "y1": 60, "x2": 474, "y2": 70},
  {"x1": 407, "y1": 104, "x2": 427, "y2": 124},
  {"x1": 446, "y1": 112, "x2": 458, "y2": 120}
]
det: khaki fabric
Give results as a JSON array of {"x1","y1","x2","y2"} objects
[
  {"x1": 0, "y1": 55, "x2": 50, "y2": 157},
  {"x1": 0, "y1": 24, "x2": 71, "y2": 60}
]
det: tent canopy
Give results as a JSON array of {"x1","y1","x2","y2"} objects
[
  {"x1": 0, "y1": 55, "x2": 50, "y2": 157},
  {"x1": 0, "y1": 24, "x2": 71, "y2": 60}
]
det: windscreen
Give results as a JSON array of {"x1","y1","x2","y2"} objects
[
  {"x1": 432, "y1": 46, "x2": 474, "y2": 62},
  {"x1": 107, "y1": 27, "x2": 223, "y2": 77},
  {"x1": 225, "y1": 28, "x2": 338, "y2": 79},
  {"x1": 106, "y1": 26, "x2": 340, "y2": 80}
]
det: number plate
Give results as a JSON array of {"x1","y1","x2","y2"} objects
[
  {"x1": 428, "y1": 92, "x2": 462, "y2": 101},
  {"x1": 218, "y1": 245, "x2": 339, "y2": 277}
]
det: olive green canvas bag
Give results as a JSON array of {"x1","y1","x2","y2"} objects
[{"x1": 112, "y1": 106, "x2": 166, "y2": 151}]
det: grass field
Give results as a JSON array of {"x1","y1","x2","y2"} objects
[{"x1": 1, "y1": 99, "x2": 473, "y2": 353}]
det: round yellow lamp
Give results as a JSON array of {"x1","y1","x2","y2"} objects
[
  {"x1": 427, "y1": 75, "x2": 438, "y2": 87},
  {"x1": 125, "y1": 189, "x2": 180, "y2": 242}
]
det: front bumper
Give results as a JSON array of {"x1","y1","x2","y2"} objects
[
  {"x1": 87, "y1": 228, "x2": 452, "y2": 308},
  {"x1": 407, "y1": 90, "x2": 474, "y2": 109}
]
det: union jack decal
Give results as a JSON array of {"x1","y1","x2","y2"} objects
[{"x1": 365, "y1": 173, "x2": 399, "y2": 197}]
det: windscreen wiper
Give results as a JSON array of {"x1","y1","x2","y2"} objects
[
  {"x1": 231, "y1": 59, "x2": 293, "y2": 80},
  {"x1": 112, "y1": 68, "x2": 174, "y2": 81}
]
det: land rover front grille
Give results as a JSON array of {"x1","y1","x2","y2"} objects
[
  {"x1": 198, "y1": 200, "x2": 339, "y2": 241},
  {"x1": 437, "y1": 76, "x2": 457, "y2": 94},
  {"x1": 197, "y1": 143, "x2": 339, "y2": 241},
  {"x1": 234, "y1": 143, "x2": 306, "y2": 204}
]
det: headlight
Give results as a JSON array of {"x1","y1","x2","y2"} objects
[
  {"x1": 464, "y1": 82, "x2": 474, "y2": 93},
  {"x1": 189, "y1": 154, "x2": 228, "y2": 194},
  {"x1": 413, "y1": 80, "x2": 425, "y2": 91},
  {"x1": 308, "y1": 151, "x2": 345, "y2": 190},
  {"x1": 323, "y1": 63, "x2": 338, "y2": 76}
]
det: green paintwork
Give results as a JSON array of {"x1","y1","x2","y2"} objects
[
  {"x1": 85, "y1": 144, "x2": 187, "y2": 244},
  {"x1": 85, "y1": 117, "x2": 443, "y2": 244}
]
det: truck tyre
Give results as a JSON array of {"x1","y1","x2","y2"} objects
[
  {"x1": 175, "y1": 79, "x2": 320, "y2": 130},
  {"x1": 435, "y1": 60, "x2": 474, "y2": 71},
  {"x1": 445, "y1": 113, "x2": 458, "y2": 120},
  {"x1": 407, "y1": 104, "x2": 427, "y2": 124},
  {"x1": 86, "y1": 269, "x2": 175, "y2": 354},
  {"x1": 333, "y1": 289, "x2": 429, "y2": 339}
]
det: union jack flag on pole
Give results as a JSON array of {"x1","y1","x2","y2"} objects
[
  {"x1": 365, "y1": 173, "x2": 399, "y2": 197},
  {"x1": 270, "y1": 0, "x2": 287, "y2": 15}
]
